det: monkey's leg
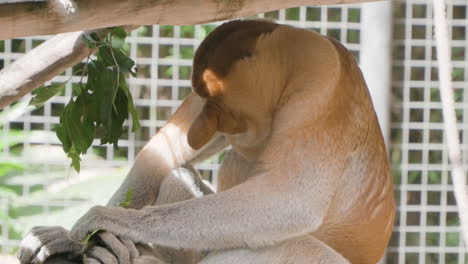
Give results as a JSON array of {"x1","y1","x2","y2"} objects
[
  {"x1": 200, "y1": 235, "x2": 349, "y2": 264},
  {"x1": 82, "y1": 167, "x2": 209, "y2": 264},
  {"x1": 107, "y1": 93, "x2": 227, "y2": 209},
  {"x1": 136, "y1": 166, "x2": 212, "y2": 264}
]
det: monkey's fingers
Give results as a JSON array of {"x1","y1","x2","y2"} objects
[
  {"x1": 84, "y1": 246, "x2": 118, "y2": 264},
  {"x1": 31, "y1": 237, "x2": 82, "y2": 264},
  {"x1": 120, "y1": 237, "x2": 140, "y2": 260},
  {"x1": 95, "y1": 231, "x2": 131, "y2": 263},
  {"x1": 19, "y1": 226, "x2": 82, "y2": 264}
]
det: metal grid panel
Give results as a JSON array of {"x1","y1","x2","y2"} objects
[
  {"x1": 388, "y1": 1, "x2": 468, "y2": 263},
  {"x1": 0, "y1": 4, "x2": 363, "y2": 255}
]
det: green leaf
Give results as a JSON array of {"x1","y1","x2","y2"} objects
[
  {"x1": 71, "y1": 157, "x2": 80, "y2": 172},
  {"x1": 119, "y1": 75, "x2": 140, "y2": 131},
  {"x1": 110, "y1": 37, "x2": 126, "y2": 50},
  {"x1": 99, "y1": 46, "x2": 136, "y2": 76},
  {"x1": 117, "y1": 187, "x2": 134, "y2": 207},
  {"x1": 113, "y1": 49, "x2": 136, "y2": 76},
  {"x1": 69, "y1": 146, "x2": 81, "y2": 172},
  {"x1": 57, "y1": 100, "x2": 94, "y2": 166},
  {"x1": 56, "y1": 103, "x2": 74, "y2": 154},
  {"x1": 85, "y1": 61, "x2": 104, "y2": 125},
  {"x1": 56, "y1": 124, "x2": 71, "y2": 153},
  {"x1": 82, "y1": 32, "x2": 101, "y2": 49},
  {"x1": 81, "y1": 229, "x2": 105, "y2": 245},
  {"x1": 101, "y1": 88, "x2": 127, "y2": 145},
  {"x1": 56, "y1": 27, "x2": 140, "y2": 172},
  {"x1": 29, "y1": 83, "x2": 65, "y2": 107},
  {"x1": 69, "y1": 101, "x2": 95, "y2": 153},
  {"x1": 110, "y1": 27, "x2": 127, "y2": 49},
  {"x1": 97, "y1": 68, "x2": 117, "y2": 126},
  {"x1": 111, "y1": 27, "x2": 127, "y2": 39},
  {"x1": 97, "y1": 46, "x2": 115, "y2": 66}
]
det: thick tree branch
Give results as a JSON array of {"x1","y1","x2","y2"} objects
[
  {"x1": 0, "y1": 0, "x2": 382, "y2": 40},
  {"x1": 0, "y1": 26, "x2": 137, "y2": 109},
  {"x1": 0, "y1": 31, "x2": 89, "y2": 109}
]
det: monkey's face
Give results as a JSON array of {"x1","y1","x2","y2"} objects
[{"x1": 187, "y1": 20, "x2": 284, "y2": 150}]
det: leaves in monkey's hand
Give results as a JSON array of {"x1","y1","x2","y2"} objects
[
  {"x1": 117, "y1": 187, "x2": 135, "y2": 208},
  {"x1": 29, "y1": 83, "x2": 66, "y2": 107},
  {"x1": 32, "y1": 27, "x2": 141, "y2": 172},
  {"x1": 81, "y1": 229, "x2": 105, "y2": 245}
]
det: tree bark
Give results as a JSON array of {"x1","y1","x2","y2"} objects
[{"x1": 0, "y1": 0, "x2": 382, "y2": 40}]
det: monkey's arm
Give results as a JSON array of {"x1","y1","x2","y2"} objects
[
  {"x1": 70, "y1": 141, "x2": 341, "y2": 250},
  {"x1": 18, "y1": 93, "x2": 226, "y2": 264},
  {"x1": 107, "y1": 92, "x2": 227, "y2": 208}
]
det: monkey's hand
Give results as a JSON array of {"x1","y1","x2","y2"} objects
[
  {"x1": 79, "y1": 227, "x2": 166, "y2": 264},
  {"x1": 82, "y1": 231, "x2": 139, "y2": 264},
  {"x1": 18, "y1": 226, "x2": 83, "y2": 264},
  {"x1": 70, "y1": 205, "x2": 136, "y2": 244}
]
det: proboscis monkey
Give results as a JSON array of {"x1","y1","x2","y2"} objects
[{"x1": 19, "y1": 20, "x2": 395, "y2": 264}]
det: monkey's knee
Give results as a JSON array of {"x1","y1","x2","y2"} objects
[
  {"x1": 150, "y1": 168, "x2": 207, "y2": 263},
  {"x1": 155, "y1": 167, "x2": 206, "y2": 205}
]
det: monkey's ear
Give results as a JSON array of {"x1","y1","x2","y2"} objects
[
  {"x1": 202, "y1": 69, "x2": 224, "y2": 97},
  {"x1": 187, "y1": 106, "x2": 218, "y2": 150}
]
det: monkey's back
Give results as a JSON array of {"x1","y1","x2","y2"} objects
[{"x1": 312, "y1": 37, "x2": 395, "y2": 263}]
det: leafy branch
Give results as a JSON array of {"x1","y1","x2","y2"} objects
[{"x1": 29, "y1": 27, "x2": 140, "y2": 172}]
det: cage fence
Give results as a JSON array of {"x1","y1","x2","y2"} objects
[
  {"x1": 389, "y1": 0, "x2": 468, "y2": 263},
  {"x1": 0, "y1": 1, "x2": 466, "y2": 263}
]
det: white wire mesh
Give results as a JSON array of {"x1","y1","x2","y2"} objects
[{"x1": 388, "y1": 0, "x2": 468, "y2": 263}]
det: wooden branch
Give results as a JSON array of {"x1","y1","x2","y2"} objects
[
  {"x1": 0, "y1": 26, "x2": 137, "y2": 109},
  {"x1": 0, "y1": 31, "x2": 89, "y2": 109},
  {"x1": 0, "y1": 0, "x2": 382, "y2": 40}
]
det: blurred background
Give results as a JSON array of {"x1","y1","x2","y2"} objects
[{"x1": 0, "y1": 0, "x2": 467, "y2": 263}]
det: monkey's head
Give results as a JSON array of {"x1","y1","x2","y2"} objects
[{"x1": 187, "y1": 20, "x2": 341, "y2": 150}]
